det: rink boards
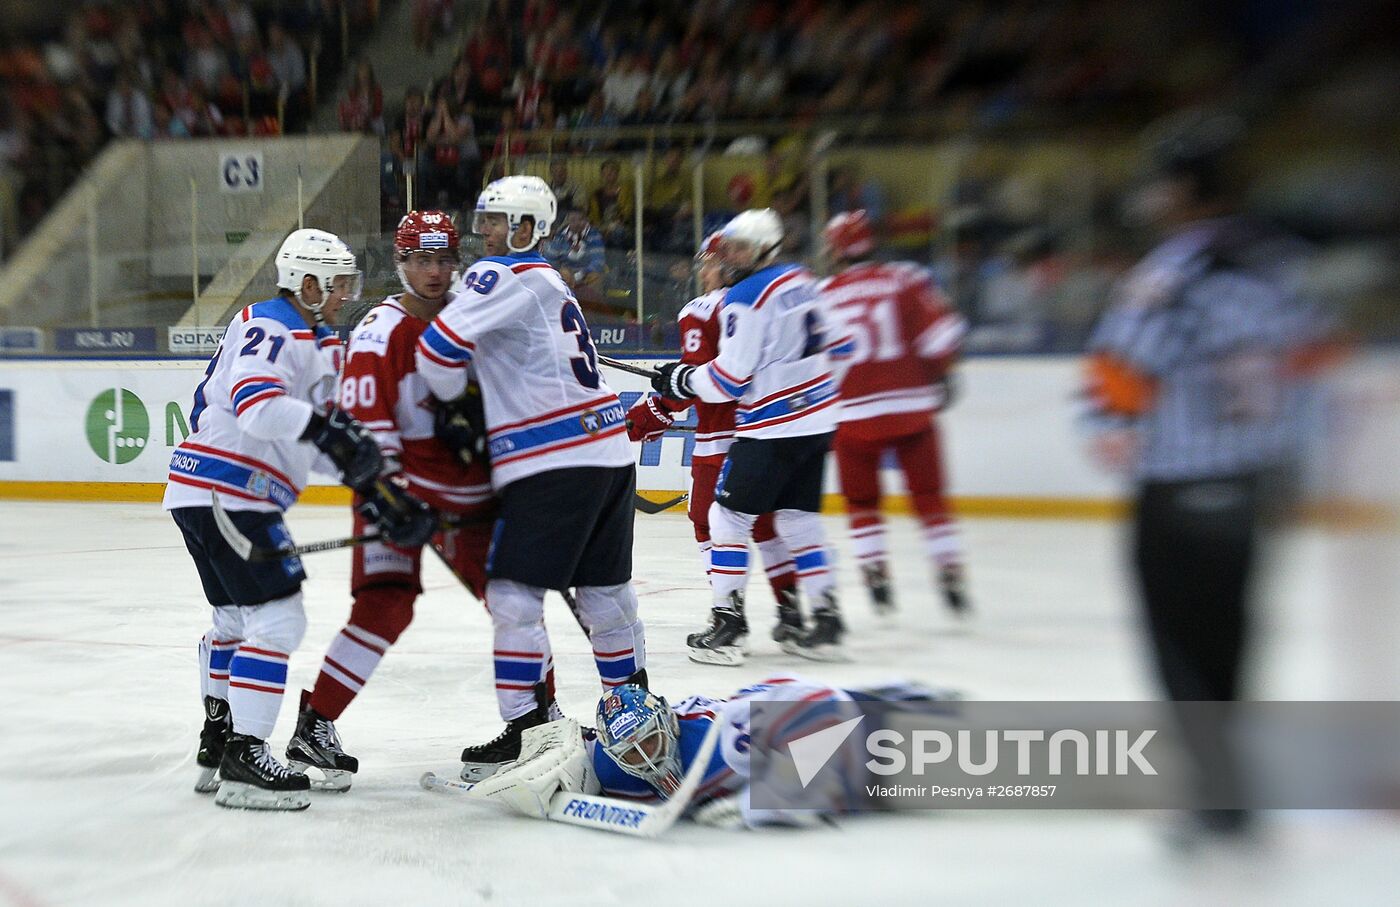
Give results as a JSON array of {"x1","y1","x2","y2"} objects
[{"x1": 0, "y1": 357, "x2": 1123, "y2": 516}]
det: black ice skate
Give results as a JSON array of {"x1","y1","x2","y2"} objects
[
  {"x1": 862, "y1": 561, "x2": 896, "y2": 615},
  {"x1": 939, "y1": 564, "x2": 971, "y2": 617},
  {"x1": 791, "y1": 595, "x2": 846, "y2": 662},
  {"x1": 195, "y1": 696, "x2": 231, "y2": 794},
  {"x1": 460, "y1": 682, "x2": 557, "y2": 783},
  {"x1": 771, "y1": 587, "x2": 806, "y2": 654},
  {"x1": 687, "y1": 592, "x2": 749, "y2": 667},
  {"x1": 215, "y1": 733, "x2": 311, "y2": 811},
  {"x1": 286, "y1": 690, "x2": 359, "y2": 792}
]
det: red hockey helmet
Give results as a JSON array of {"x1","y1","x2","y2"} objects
[
  {"x1": 394, "y1": 210, "x2": 460, "y2": 300},
  {"x1": 395, "y1": 210, "x2": 460, "y2": 256},
  {"x1": 823, "y1": 209, "x2": 876, "y2": 260},
  {"x1": 695, "y1": 231, "x2": 723, "y2": 261}
]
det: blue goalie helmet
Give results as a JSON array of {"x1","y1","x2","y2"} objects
[{"x1": 596, "y1": 684, "x2": 683, "y2": 796}]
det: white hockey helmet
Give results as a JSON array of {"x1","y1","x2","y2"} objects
[
  {"x1": 472, "y1": 175, "x2": 557, "y2": 252},
  {"x1": 275, "y1": 228, "x2": 362, "y2": 315},
  {"x1": 718, "y1": 208, "x2": 783, "y2": 283}
]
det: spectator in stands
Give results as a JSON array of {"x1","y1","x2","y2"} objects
[
  {"x1": 829, "y1": 162, "x2": 886, "y2": 224},
  {"x1": 412, "y1": 0, "x2": 454, "y2": 53},
  {"x1": 184, "y1": 23, "x2": 229, "y2": 95},
  {"x1": 425, "y1": 93, "x2": 479, "y2": 206},
  {"x1": 548, "y1": 158, "x2": 586, "y2": 212},
  {"x1": 647, "y1": 47, "x2": 689, "y2": 112},
  {"x1": 338, "y1": 59, "x2": 385, "y2": 135},
  {"x1": 544, "y1": 207, "x2": 607, "y2": 309},
  {"x1": 441, "y1": 56, "x2": 474, "y2": 112},
  {"x1": 389, "y1": 87, "x2": 429, "y2": 198},
  {"x1": 0, "y1": 96, "x2": 27, "y2": 258},
  {"x1": 264, "y1": 23, "x2": 306, "y2": 128},
  {"x1": 487, "y1": 107, "x2": 527, "y2": 170},
  {"x1": 602, "y1": 54, "x2": 647, "y2": 117},
  {"x1": 589, "y1": 157, "x2": 634, "y2": 249},
  {"x1": 570, "y1": 90, "x2": 618, "y2": 152},
  {"x1": 644, "y1": 146, "x2": 692, "y2": 253},
  {"x1": 463, "y1": 19, "x2": 509, "y2": 104},
  {"x1": 104, "y1": 69, "x2": 154, "y2": 139},
  {"x1": 619, "y1": 88, "x2": 664, "y2": 148}
]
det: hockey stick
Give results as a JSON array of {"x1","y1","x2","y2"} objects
[
  {"x1": 210, "y1": 490, "x2": 484, "y2": 562},
  {"x1": 597, "y1": 355, "x2": 660, "y2": 379},
  {"x1": 633, "y1": 493, "x2": 688, "y2": 514},
  {"x1": 419, "y1": 718, "x2": 721, "y2": 838}
]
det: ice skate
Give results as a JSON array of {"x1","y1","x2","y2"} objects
[
  {"x1": 771, "y1": 587, "x2": 806, "y2": 654},
  {"x1": 460, "y1": 682, "x2": 556, "y2": 783},
  {"x1": 687, "y1": 593, "x2": 749, "y2": 666},
  {"x1": 194, "y1": 696, "x2": 230, "y2": 794},
  {"x1": 215, "y1": 734, "x2": 311, "y2": 811},
  {"x1": 791, "y1": 596, "x2": 846, "y2": 662},
  {"x1": 939, "y1": 563, "x2": 971, "y2": 617},
  {"x1": 286, "y1": 690, "x2": 359, "y2": 792},
  {"x1": 862, "y1": 561, "x2": 895, "y2": 615}
]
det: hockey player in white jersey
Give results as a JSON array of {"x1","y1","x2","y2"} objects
[
  {"x1": 469, "y1": 676, "x2": 952, "y2": 829},
  {"x1": 165, "y1": 228, "x2": 437, "y2": 810},
  {"x1": 651, "y1": 209, "x2": 848, "y2": 662},
  {"x1": 414, "y1": 175, "x2": 647, "y2": 781}
]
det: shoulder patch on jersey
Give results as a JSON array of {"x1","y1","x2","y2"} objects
[
  {"x1": 680, "y1": 288, "x2": 725, "y2": 321},
  {"x1": 245, "y1": 297, "x2": 309, "y2": 332},
  {"x1": 349, "y1": 302, "x2": 406, "y2": 353},
  {"x1": 725, "y1": 263, "x2": 803, "y2": 308}
]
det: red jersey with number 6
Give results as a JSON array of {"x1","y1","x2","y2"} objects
[
  {"x1": 821, "y1": 261, "x2": 967, "y2": 441},
  {"x1": 342, "y1": 296, "x2": 494, "y2": 513},
  {"x1": 671, "y1": 288, "x2": 739, "y2": 464}
]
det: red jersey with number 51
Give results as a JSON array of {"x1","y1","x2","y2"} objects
[
  {"x1": 342, "y1": 296, "x2": 493, "y2": 514},
  {"x1": 821, "y1": 261, "x2": 967, "y2": 441}
]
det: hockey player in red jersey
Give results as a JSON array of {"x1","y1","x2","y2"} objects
[
  {"x1": 625, "y1": 234, "x2": 804, "y2": 664},
  {"x1": 287, "y1": 211, "x2": 498, "y2": 789},
  {"x1": 820, "y1": 210, "x2": 971, "y2": 615}
]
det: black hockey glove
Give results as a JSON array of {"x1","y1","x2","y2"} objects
[
  {"x1": 357, "y1": 475, "x2": 438, "y2": 548},
  {"x1": 651, "y1": 362, "x2": 696, "y2": 402},
  {"x1": 434, "y1": 383, "x2": 489, "y2": 469},
  {"x1": 303, "y1": 408, "x2": 382, "y2": 492}
]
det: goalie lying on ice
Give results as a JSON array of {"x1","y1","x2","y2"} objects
[{"x1": 467, "y1": 674, "x2": 955, "y2": 829}]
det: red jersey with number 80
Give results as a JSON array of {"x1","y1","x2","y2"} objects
[
  {"x1": 821, "y1": 261, "x2": 967, "y2": 441},
  {"x1": 342, "y1": 296, "x2": 493, "y2": 513}
]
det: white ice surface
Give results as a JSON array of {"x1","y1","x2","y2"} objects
[{"x1": 0, "y1": 502, "x2": 1396, "y2": 906}]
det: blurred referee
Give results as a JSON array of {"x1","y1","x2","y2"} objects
[{"x1": 1084, "y1": 110, "x2": 1332, "y2": 842}]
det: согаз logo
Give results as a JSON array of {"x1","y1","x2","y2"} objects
[{"x1": 85, "y1": 388, "x2": 149, "y2": 464}]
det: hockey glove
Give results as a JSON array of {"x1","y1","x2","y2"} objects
[
  {"x1": 303, "y1": 408, "x2": 382, "y2": 492},
  {"x1": 468, "y1": 718, "x2": 599, "y2": 818},
  {"x1": 626, "y1": 396, "x2": 675, "y2": 442},
  {"x1": 357, "y1": 475, "x2": 438, "y2": 548},
  {"x1": 434, "y1": 382, "x2": 489, "y2": 469},
  {"x1": 651, "y1": 362, "x2": 696, "y2": 402}
]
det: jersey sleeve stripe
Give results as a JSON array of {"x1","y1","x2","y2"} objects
[
  {"x1": 231, "y1": 375, "x2": 287, "y2": 393},
  {"x1": 916, "y1": 315, "x2": 967, "y2": 359},
  {"x1": 416, "y1": 330, "x2": 471, "y2": 368},
  {"x1": 234, "y1": 388, "x2": 286, "y2": 415},
  {"x1": 710, "y1": 360, "x2": 752, "y2": 387}
]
